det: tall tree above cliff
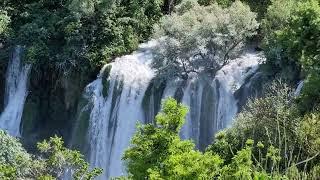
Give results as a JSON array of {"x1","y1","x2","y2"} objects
[{"x1": 152, "y1": 0, "x2": 258, "y2": 81}]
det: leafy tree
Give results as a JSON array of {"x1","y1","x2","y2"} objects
[
  {"x1": 37, "y1": 136, "x2": 102, "y2": 179},
  {"x1": 263, "y1": 0, "x2": 320, "y2": 110},
  {"x1": 152, "y1": 0, "x2": 258, "y2": 81},
  {"x1": 123, "y1": 98, "x2": 223, "y2": 179},
  {"x1": 0, "y1": 130, "x2": 34, "y2": 179},
  {"x1": 262, "y1": 0, "x2": 299, "y2": 80},
  {"x1": 0, "y1": 10, "x2": 10, "y2": 37},
  {"x1": 0, "y1": 130, "x2": 102, "y2": 179},
  {"x1": 2, "y1": 0, "x2": 164, "y2": 75},
  {"x1": 298, "y1": 74, "x2": 320, "y2": 112},
  {"x1": 230, "y1": 81, "x2": 297, "y2": 148},
  {"x1": 298, "y1": 113, "x2": 320, "y2": 156},
  {"x1": 198, "y1": 0, "x2": 271, "y2": 18}
]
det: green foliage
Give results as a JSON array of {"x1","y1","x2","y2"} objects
[
  {"x1": 37, "y1": 136, "x2": 102, "y2": 179},
  {"x1": 155, "y1": 97, "x2": 188, "y2": 132},
  {"x1": 262, "y1": 0, "x2": 300, "y2": 81},
  {"x1": 152, "y1": 0, "x2": 258, "y2": 81},
  {"x1": 4, "y1": 0, "x2": 164, "y2": 75},
  {"x1": 264, "y1": 1, "x2": 320, "y2": 72},
  {"x1": 123, "y1": 98, "x2": 223, "y2": 179},
  {"x1": 198, "y1": 0, "x2": 271, "y2": 18},
  {"x1": 223, "y1": 81, "x2": 297, "y2": 149},
  {"x1": 0, "y1": 130, "x2": 102, "y2": 179},
  {"x1": 298, "y1": 113, "x2": 320, "y2": 155},
  {"x1": 0, "y1": 130, "x2": 34, "y2": 178},
  {"x1": 208, "y1": 81, "x2": 320, "y2": 178},
  {"x1": 123, "y1": 96, "x2": 320, "y2": 179},
  {"x1": 298, "y1": 73, "x2": 320, "y2": 111},
  {"x1": 0, "y1": 10, "x2": 10, "y2": 37},
  {"x1": 263, "y1": 0, "x2": 320, "y2": 111}
]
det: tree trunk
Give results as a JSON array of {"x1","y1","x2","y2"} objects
[{"x1": 163, "y1": 0, "x2": 180, "y2": 14}]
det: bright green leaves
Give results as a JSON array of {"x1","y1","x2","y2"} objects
[
  {"x1": 156, "y1": 97, "x2": 188, "y2": 132},
  {"x1": 290, "y1": 0, "x2": 320, "y2": 74},
  {"x1": 0, "y1": 10, "x2": 10, "y2": 37},
  {"x1": 0, "y1": 131, "x2": 102, "y2": 179},
  {"x1": 0, "y1": 130, "x2": 33, "y2": 179},
  {"x1": 123, "y1": 97, "x2": 300, "y2": 179},
  {"x1": 37, "y1": 136, "x2": 102, "y2": 179},
  {"x1": 0, "y1": 164, "x2": 17, "y2": 180},
  {"x1": 123, "y1": 98, "x2": 222, "y2": 179},
  {"x1": 298, "y1": 113, "x2": 320, "y2": 155}
]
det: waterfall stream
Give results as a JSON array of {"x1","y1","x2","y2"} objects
[
  {"x1": 84, "y1": 41, "x2": 156, "y2": 179},
  {"x1": 76, "y1": 42, "x2": 263, "y2": 179},
  {"x1": 0, "y1": 46, "x2": 31, "y2": 137}
]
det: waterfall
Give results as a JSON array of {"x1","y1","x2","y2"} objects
[
  {"x1": 294, "y1": 80, "x2": 304, "y2": 97},
  {"x1": 179, "y1": 52, "x2": 262, "y2": 149},
  {"x1": 84, "y1": 41, "x2": 156, "y2": 179},
  {"x1": 0, "y1": 46, "x2": 31, "y2": 137},
  {"x1": 77, "y1": 40, "x2": 263, "y2": 179}
]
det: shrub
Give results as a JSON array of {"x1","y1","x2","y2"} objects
[{"x1": 0, "y1": 131, "x2": 102, "y2": 179}]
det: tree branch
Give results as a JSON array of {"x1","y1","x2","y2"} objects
[{"x1": 295, "y1": 153, "x2": 319, "y2": 166}]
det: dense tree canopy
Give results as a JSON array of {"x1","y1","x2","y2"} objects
[
  {"x1": 263, "y1": 0, "x2": 320, "y2": 111},
  {"x1": 152, "y1": 0, "x2": 258, "y2": 81},
  {"x1": 1, "y1": 0, "x2": 164, "y2": 75}
]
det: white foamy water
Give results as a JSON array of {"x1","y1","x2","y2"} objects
[
  {"x1": 0, "y1": 46, "x2": 31, "y2": 137},
  {"x1": 85, "y1": 41, "x2": 155, "y2": 179},
  {"x1": 294, "y1": 80, "x2": 304, "y2": 97},
  {"x1": 179, "y1": 52, "x2": 262, "y2": 148}
]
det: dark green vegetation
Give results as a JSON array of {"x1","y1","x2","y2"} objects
[
  {"x1": 0, "y1": 130, "x2": 102, "y2": 179},
  {"x1": 263, "y1": 0, "x2": 320, "y2": 112},
  {"x1": 1, "y1": 0, "x2": 163, "y2": 70}
]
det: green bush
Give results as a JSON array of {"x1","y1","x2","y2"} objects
[{"x1": 0, "y1": 131, "x2": 102, "y2": 179}]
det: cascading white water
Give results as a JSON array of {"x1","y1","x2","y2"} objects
[
  {"x1": 177, "y1": 52, "x2": 262, "y2": 148},
  {"x1": 215, "y1": 52, "x2": 261, "y2": 128},
  {"x1": 0, "y1": 46, "x2": 31, "y2": 137},
  {"x1": 294, "y1": 80, "x2": 304, "y2": 97},
  {"x1": 85, "y1": 41, "x2": 156, "y2": 179},
  {"x1": 80, "y1": 40, "x2": 264, "y2": 178},
  {"x1": 180, "y1": 78, "x2": 203, "y2": 147}
]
